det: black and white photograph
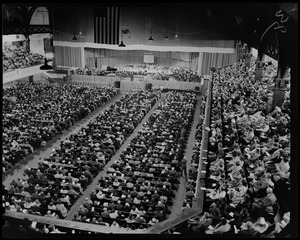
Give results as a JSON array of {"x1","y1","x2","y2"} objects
[{"x1": 2, "y1": 2, "x2": 298, "y2": 238}]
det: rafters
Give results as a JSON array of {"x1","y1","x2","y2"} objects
[{"x1": 2, "y1": 4, "x2": 52, "y2": 36}]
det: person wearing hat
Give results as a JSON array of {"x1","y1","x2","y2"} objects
[
  {"x1": 109, "y1": 210, "x2": 119, "y2": 219},
  {"x1": 251, "y1": 217, "x2": 269, "y2": 234},
  {"x1": 60, "y1": 194, "x2": 71, "y2": 206},
  {"x1": 148, "y1": 217, "x2": 159, "y2": 226},
  {"x1": 45, "y1": 210, "x2": 55, "y2": 218},
  {"x1": 83, "y1": 197, "x2": 93, "y2": 209},
  {"x1": 237, "y1": 221, "x2": 256, "y2": 236},
  {"x1": 135, "y1": 214, "x2": 146, "y2": 224},
  {"x1": 228, "y1": 211, "x2": 244, "y2": 229},
  {"x1": 101, "y1": 208, "x2": 110, "y2": 218},
  {"x1": 125, "y1": 213, "x2": 135, "y2": 224},
  {"x1": 49, "y1": 225, "x2": 64, "y2": 233},
  {"x1": 263, "y1": 206, "x2": 275, "y2": 225},
  {"x1": 180, "y1": 157, "x2": 188, "y2": 177},
  {"x1": 193, "y1": 212, "x2": 213, "y2": 233},
  {"x1": 78, "y1": 205, "x2": 88, "y2": 216},
  {"x1": 239, "y1": 207, "x2": 251, "y2": 223},
  {"x1": 56, "y1": 201, "x2": 68, "y2": 218},
  {"x1": 210, "y1": 217, "x2": 232, "y2": 234}
]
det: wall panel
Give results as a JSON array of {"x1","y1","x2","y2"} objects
[{"x1": 54, "y1": 46, "x2": 82, "y2": 67}]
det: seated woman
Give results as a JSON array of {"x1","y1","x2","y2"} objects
[
  {"x1": 148, "y1": 217, "x2": 159, "y2": 226},
  {"x1": 206, "y1": 185, "x2": 226, "y2": 200},
  {"x1": 188, "y1": 212, "x2": 213, "y2": 233},
  {"x1": 110, "y1": 221, "x2": 120, "y2": 228},
  {"x1": 56, "y1": 201, "x2": 68, "y2": 218},
  {"x1": 96, "y1": 190, "x2": 105, "y2": 200},
  {"x1": 125, "y1": 213, "x2": 136, "y2": 224},
  {"x1": 205, "y1": 217, "x2": 231, "y2": 234}
]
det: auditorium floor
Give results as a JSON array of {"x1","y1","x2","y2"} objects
[
  {"x1": 168, "y1": 93, "x2": 203, "y2": 219},
  {"x1": 66, "y1": 92, "x2": 167, "y2": 220},
  {"x1": 2, "y1": 93, "x2": 125, "y2": 188},
  {"x1": 3, "y1": 90, "x2": 205, "y2": 231}
]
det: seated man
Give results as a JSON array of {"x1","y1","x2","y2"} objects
[
  {"x1": 135, "y1": 214, "x2": 146, "y2": 224},
  {"x1": 251, "y1": 187, "x2": 277, "y2": 217},
  {"x1": 109, "y1": 210, "x2": 119, "y2": 219}
]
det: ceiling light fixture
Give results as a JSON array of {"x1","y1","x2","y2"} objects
[
  {"x1": 175, "y1": 22, "x2": 178, "y2": 38},
  {"x1": 118, "y1": 40, "x2": 126, "y2": 47},
  {"x1": 148, "y1": 22, "x2": 154, "y2": 41},
  {"x1": 40, "y1": 58, "x2": 53, "y2": 70},
  {"x1": 164, "y1": 28, "x2": 168, "y2": 40},
  {"x1": 119, "y1": 31, "x2": 126, "y2": 47}
]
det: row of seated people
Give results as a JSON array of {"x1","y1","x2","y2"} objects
[
  {"x1": 3, "y1": 82, "x2": 119, "y2": 173},
  {"x1": 2, "y1": 213, "x2": 108, "y2": 236},
  {"x1": 182, "y1": 95, "x2": 206, "y2": 210},
  {"x1": 3, "y1": 43, "x2": 45, "y2": 72},
  {"x1": 2, "y1": 214, "x2": 146, "y2": 237},
  {"x1": 3, "y1": 90, "x2": 161, "y2": 219},
  {"x1": 186, "y1": 60, "x2": 291, "y2": 237},
  {"x1": 74, "y1": 91, "x2": 198, "y2": 228}
]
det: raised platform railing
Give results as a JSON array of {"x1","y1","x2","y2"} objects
[
  {"x1": 3, "y1": 211, "x2": 141, "y2": 234},
  {"x1": 193, "y1": 77, "x2": 212, "y2": 209},
  {"x1": 3, "y1": 64, "x2": 44, "y2": 84},
  {"x1": 70, "y1": 74, "x2": 203, "y2": 92}
]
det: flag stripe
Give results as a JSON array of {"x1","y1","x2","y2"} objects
[
  {"x1": 94, "y1": 14, "x2": 97, "y2": 43},
  {"x1": 116, "y1": 7, "x2": 119, "y2": 44},
  {"x1": 103, "y1": 17, "x2": 106, "y2": 44},
  {"x1": 107, "y1": 7, "x2": 110, "y2": 44},
  {"x1": 99, "y1": 17, "x2": 102, "y2": 43},
  {"x1": 98, "y1": 17, "x2": 100, "y2": 43},
  {"x1": 95, "y1": 6, "x2": 119, "y2": 45},
  {"x1": 110, "y1": 7, "x2": 113, "y2": 44}
]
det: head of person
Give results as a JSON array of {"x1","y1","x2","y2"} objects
[{"x1": 266, "y1": 187, "x2": 273, "y2": 194}]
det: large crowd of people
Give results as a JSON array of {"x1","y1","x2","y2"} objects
[
  {"x1": 182, "y1": 95, "x2": 206, "y2": 210},
  {"x1": 71, "y1": 64, "x2": 203, "y2": 82},
  {"x1": 2, "y1": 55, "x2": 292, "y2": 236},
  {"x1": 3, "y1": 43, "x2": 45, "y2": 72},
  {"x1": 72, "y1": 91, "x2": 197, "y2": 230},
  {"x1": 185, "y1": 59, "x2": 291, "y2": 237},
  {"x1": 2, "y1": 83, "x2": 119, "y2": 173},
  {"x1": 2, "y1": 89, "x2": 161, "y2": 221}
]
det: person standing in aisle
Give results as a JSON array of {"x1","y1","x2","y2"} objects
[{"x1": 180, "y1": 157, "x2": 188, "y2": 178}]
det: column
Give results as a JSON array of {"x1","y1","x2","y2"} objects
[
  {"x1": 24, "y1": 34, "x2": 30, "y2": 52},
  {"x1": 254, "y1": 61, "x2": 264, "y2": 81},
  {"x1": 197, "y1": 52, "x2": 203, "y2": 75},
  {"x1": 271, "y1": 77, "x2": 288, "y2": 110},
  {"x1": 244, "y1": 53, "x2": 252, "y2": 70},
  {"x1": 81, "y1": 47, "x2": 85, "y2": 68}
]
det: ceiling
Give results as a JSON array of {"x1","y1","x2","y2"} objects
[{"x1": 2, "y1": 2, "x2": 298, "y2": 66}]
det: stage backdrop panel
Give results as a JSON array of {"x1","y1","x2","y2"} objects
[
  {"x1": 198, "y1": 52, "x2": 236, "y2": 75},
  {"x1": 84, "y1": 48, "x2": 199, "y2": 72},
  {"x1": 54, "y1": 46, "x2": 82, "y2": 67},
  {"x1": 55, "y1": 45, "x2": 236, "y2": 75}
]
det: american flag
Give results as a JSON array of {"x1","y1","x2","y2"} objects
[{"x1": 94, "y1": 6, "x2": 120, "y2": 45}]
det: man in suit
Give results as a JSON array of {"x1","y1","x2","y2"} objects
[
  {"x1": 180, "y1": 157, "x2": 188, "y2": 177},
  {"x1": 251, "y1": 187, "x2": 277, "y2": 217}
]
